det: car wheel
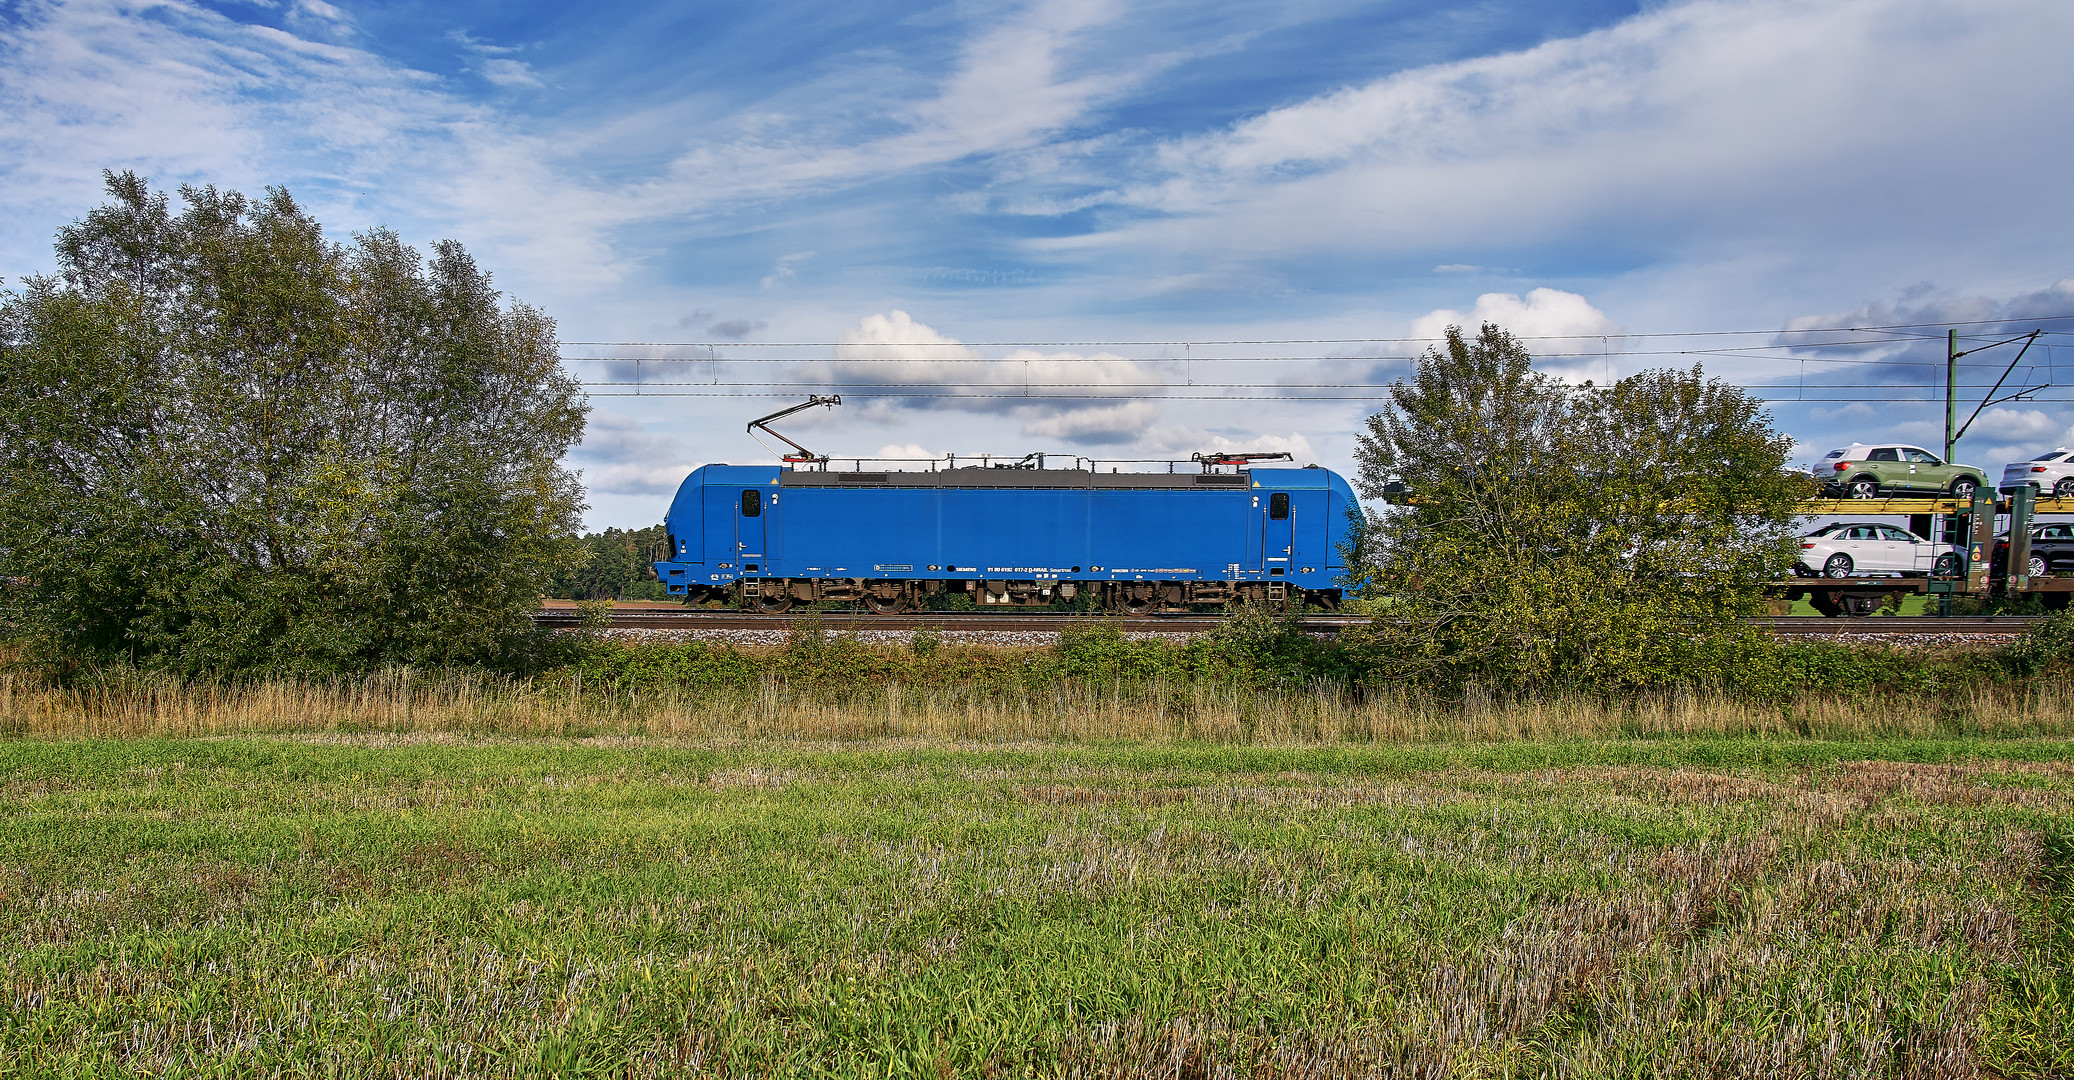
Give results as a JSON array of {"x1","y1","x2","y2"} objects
[
  {"x1": 2029, "y1": 554, "x2": 2048, "y2": 578},
  {"x1": 1823, "y1": 553, "x2": 1854, "y2": 577},
  {"x1": 1844, "y1": 477, "x2": 1879, "y2": 499},
  {"x1": 1949, "y1": 476, "x2": 1978, "y2": 500},
  {"x1": 2055, "y1": 476, "x2": 2074, "y2": 498},
  {"x1": 1933, "y1": 552, "x2": 1959, "y2": 576}
]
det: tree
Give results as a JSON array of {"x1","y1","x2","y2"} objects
[
  {"x1": 548, "y1": 525, "x2": 671, "y2": 601},
  {"x1": 0, "y1": 172, "x2": 588, "y2": 674},
  {"x1": 1350, "y1": 324, "x2": 1810, "y2": 693}
]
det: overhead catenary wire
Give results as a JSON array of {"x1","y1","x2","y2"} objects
[
  {"x1": 557, "y1": 335, "x2": 2074, "y2": 368},
  {"x1": 580, "y1": 390, "x2": 2074, "y2": 403},
  {"x1": 552, "y1": 312, "x2": 2074, "y2": 349},
  {"x1": 557, "y1": 315, "x2": 2074, "y2": 409}
]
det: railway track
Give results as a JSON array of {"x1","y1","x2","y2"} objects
[
  {"x1": 1750, "y1": 616, "x2": 2040, "y2": 637},
  {"x1": 533, "y1": 609, "x2": 1373, "y2": 633},
  {"x1": 534, "y1": 608, "x2": 2042, "y2": 637}
]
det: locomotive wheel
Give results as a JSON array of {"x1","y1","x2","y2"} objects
[
  {"x1": 1120, "y1": 595, "x2": 1157, "y2": 616},
  {"x1": 862, "y1": 592, "x2": 909, "y2": 615},
  {"x1": 751, "y1": 591, "x2": 794, "y2": 614}
]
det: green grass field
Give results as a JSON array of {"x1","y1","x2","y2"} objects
[{"x1": 3, "y1": 735, "x2": 2071, "y2": 1077}]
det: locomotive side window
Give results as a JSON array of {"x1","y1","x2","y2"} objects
[
  {"x1": 1268, "y1": 492, "x2": 1289, "y2": 520},
  {"x1": 741, "y1": 490, "x2": 761, "y2": 517}
]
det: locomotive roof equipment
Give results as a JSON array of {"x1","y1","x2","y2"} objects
[
  {"x1": 746, "y1": 395, "x2": 842, "y2": 464},
  {"x1": 1190, "y1": 451, "x2": 1293, "y2": 471}
]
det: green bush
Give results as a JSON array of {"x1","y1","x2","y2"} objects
[
  {"x1": 556, "y1": 606, "x2": 2056, "y2": 713},
  {"x1": 2007, "y1": 610, "x2": 2074, "y2": 677}
]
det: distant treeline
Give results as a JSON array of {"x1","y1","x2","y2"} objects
[{"x1": 547, "y1": 525, "x2": 672, "y2": 601}]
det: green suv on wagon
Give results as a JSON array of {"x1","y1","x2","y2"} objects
[{"x1": 1814, "y1": 443, "x2": 1986, "y2": 500}]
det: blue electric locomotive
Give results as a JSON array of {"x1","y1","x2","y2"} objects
[{"x1": 650, "y1": 459, "x2": 1359, "y2": 613}]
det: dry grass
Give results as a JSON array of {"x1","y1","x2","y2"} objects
[{"x1": 6, "y1": 662, "x2": 2074, "y2": 743}]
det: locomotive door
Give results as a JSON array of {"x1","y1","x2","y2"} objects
[
  {"x1": 736, "y1": 488, "x2": 765, "y2": 568},
  {"x1": 1264, "y1": 491, "x2": 1294, "y2": 574}
]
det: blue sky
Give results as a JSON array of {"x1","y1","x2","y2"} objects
[{"x1": 4, "y1": 0, "x2": 2072, "y2": 526}]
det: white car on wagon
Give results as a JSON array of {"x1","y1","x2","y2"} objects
[
  {"x1": 1797, "y1": 521, "x2": 1964, "y2": 578},
  {"x1": 2001, "y1": 448, "x2": 2074, "y2": 498}
]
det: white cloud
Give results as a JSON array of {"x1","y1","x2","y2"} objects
[
  {"x1": 0, "y1": 0, "x2": 1158, "y2": 302},
  {"x1": 582, "y1": 462, "x2": 696, "y2": 496},
  {"x1": 1410, "y1": 288, "x2": 1622, "y2": 383},
  {"x1": 1019, "y1": 401, "x2": 1161, "y2": 444},
  {"x1": 1784, "y1": 438, "x2": 1823, "y2": 465},
  {"x1": 446, "y1": 29, "x2": 520, "y2": 55},
  {"x1": 1046, "y1": 0, "x2": 2074, "y2": 289},
  {"x1": 1410, "y1": 287, "x2": 1619, "y2": 342},
  {"x1": 0, "y1": 0, "x2": 645, "y2": 297},
  {"x1": 1972, "y1": 408, "x2": 2061, "y2": 444},
  {"x1": 760, "y1": 251, "x2": 816, "y2": 290},
  {"x1": 813, "y1": 311, "x2": 1164, "y2": 429},
  {"x1": 478, "y1": 59, "x2": 543, "y2": 89},
  {"x1": 577, "y1": 0, "x2": 1152, "y2": 229},
  {"x1": 1884, "y1": 420, "x2": 1943, "y2": 445},
  {"x1": 837, "y1": 309, "x2": 970, "y2": 357},
  {"x1": 0, "y1": 0, "x2": 438, "y2": 224},
  {"x1": 292, "y1": 0, "x2": 349, "y2": 26},
  {"x1": 571, "y1": 411, "x2": 695, "y2": 494}
]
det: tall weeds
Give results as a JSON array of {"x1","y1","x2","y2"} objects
[{"x1": 4, "y1": 662, "x2": 2072, "y2": 742}]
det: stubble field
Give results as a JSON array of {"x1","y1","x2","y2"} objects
[{"x1": 3, "y1": 735, "x2": 2071, "y2": 1077}]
